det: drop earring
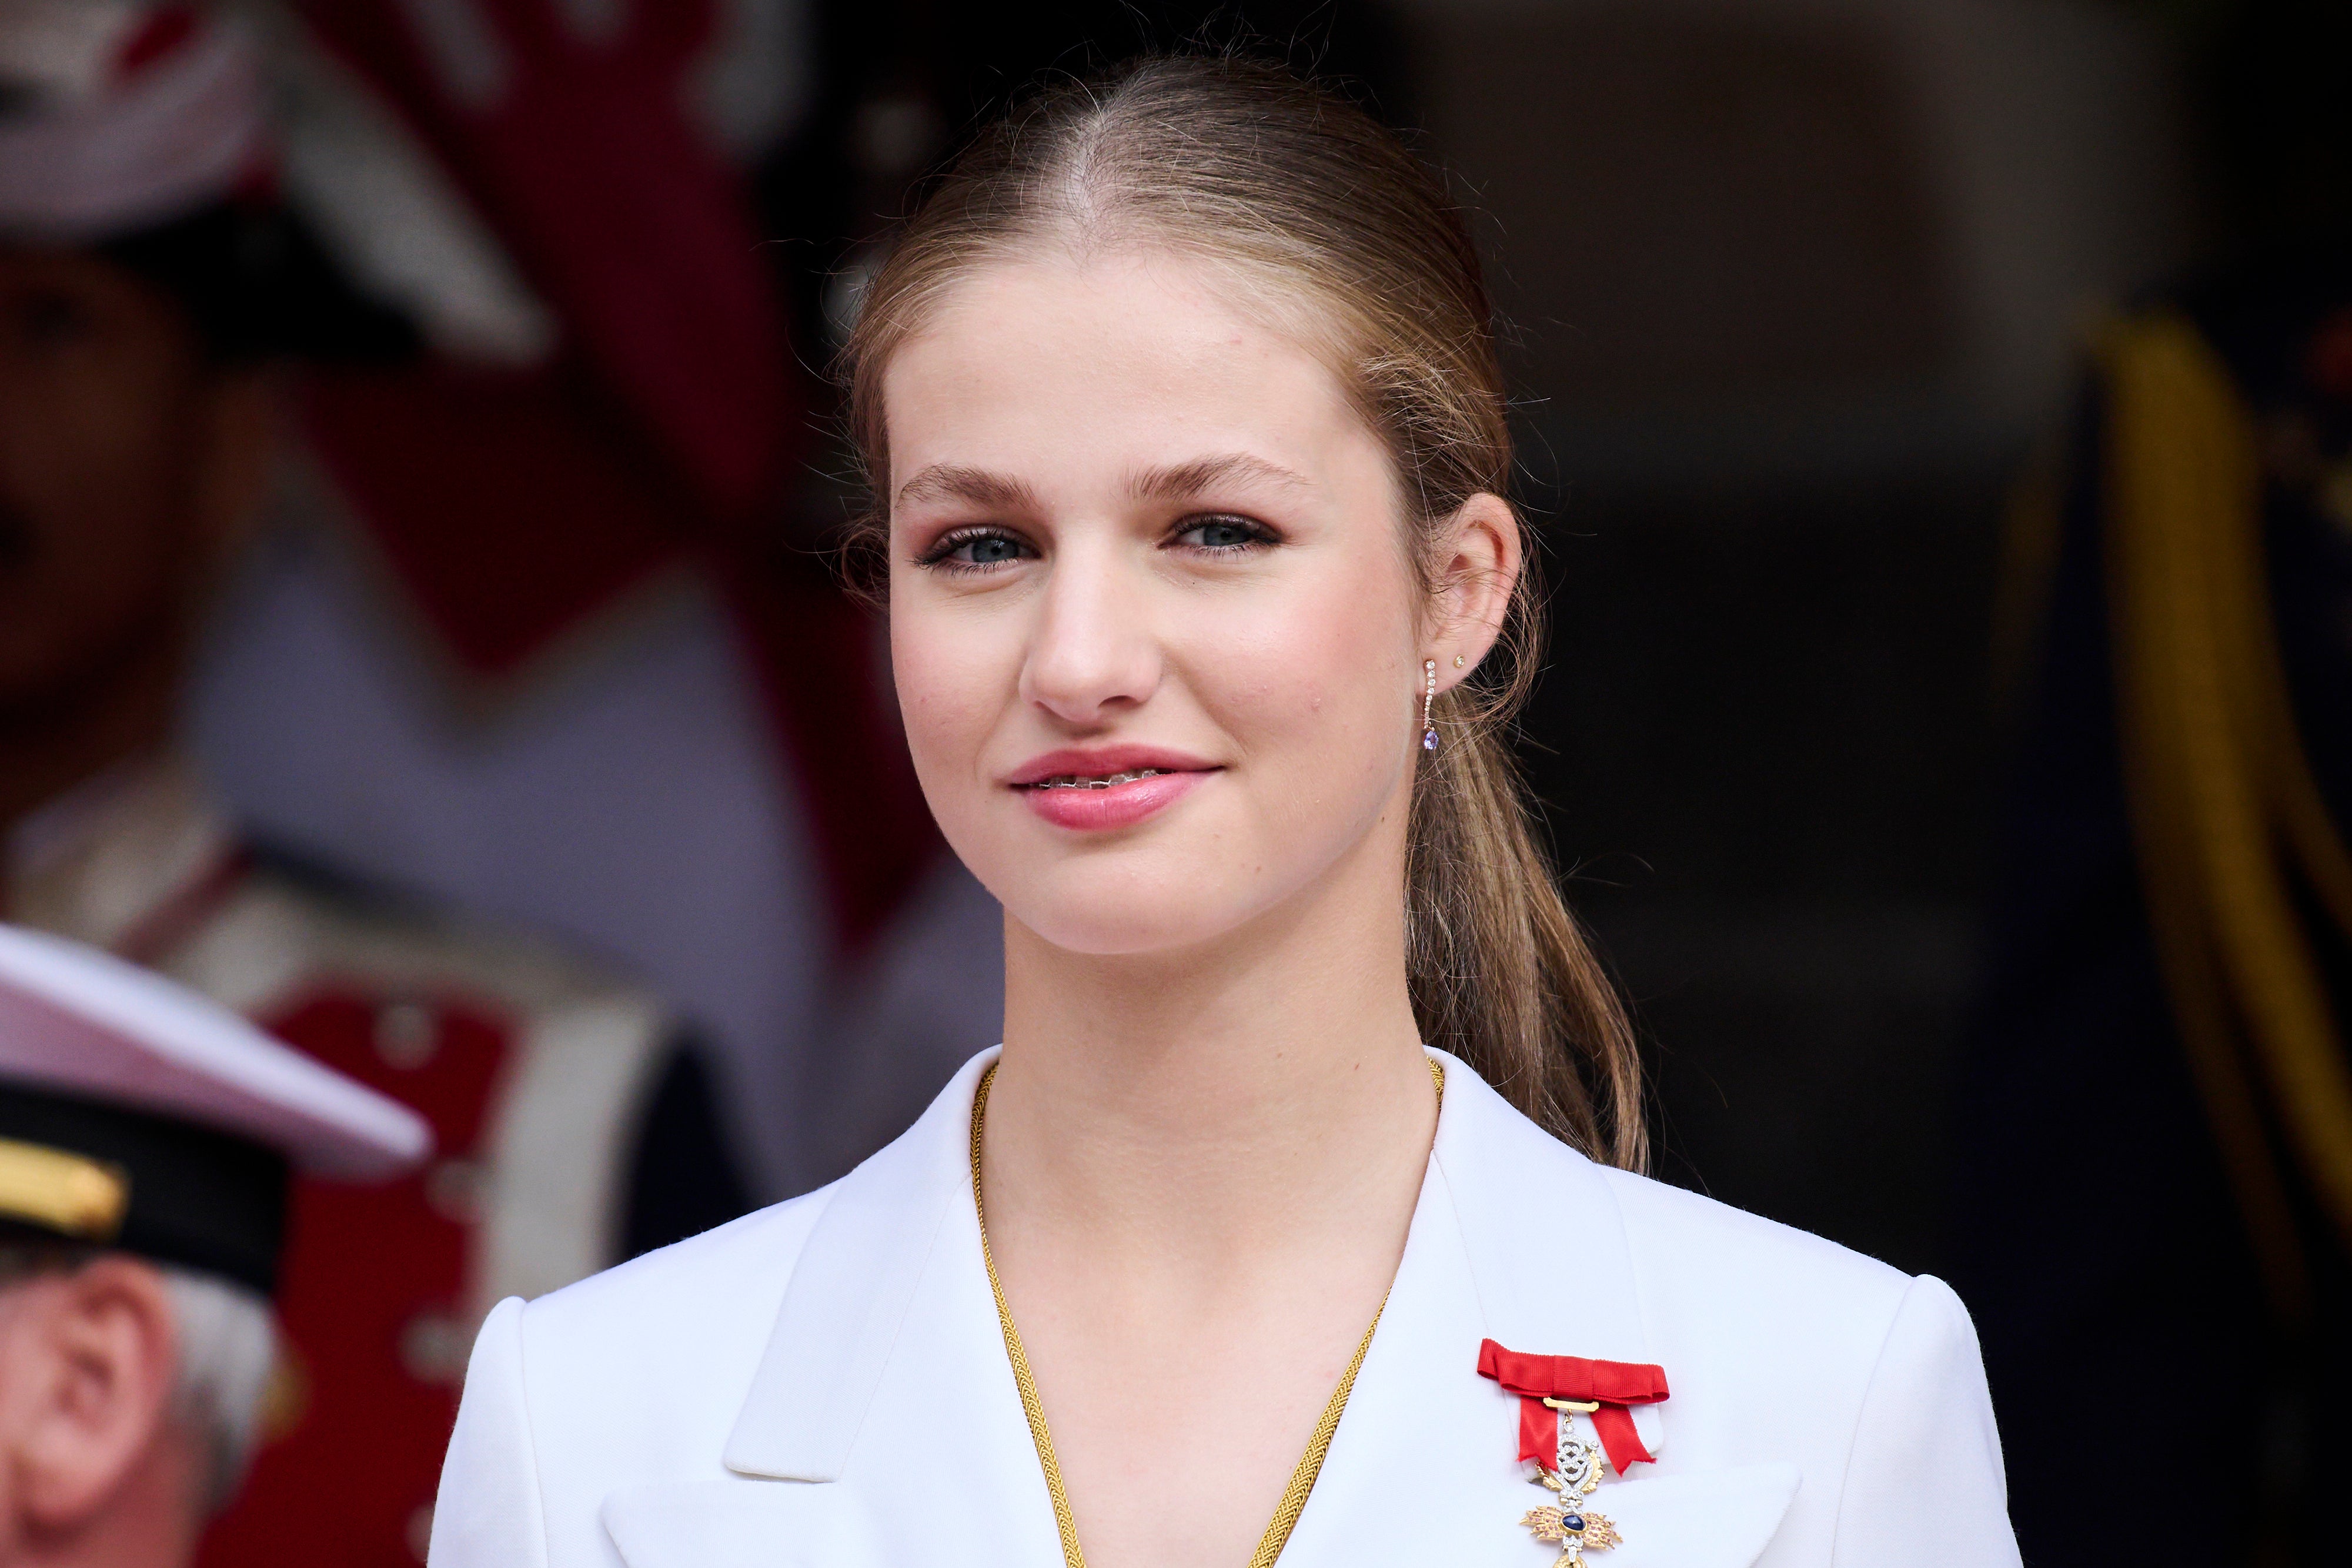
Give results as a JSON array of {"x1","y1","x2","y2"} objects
[{"x1": 1422, "y1": 659, "x2": 1439, "y2": 752}]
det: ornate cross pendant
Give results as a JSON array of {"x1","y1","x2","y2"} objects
[{"x1": 1518, "y1": 1397, "x2": 1620, "y2": 1565}]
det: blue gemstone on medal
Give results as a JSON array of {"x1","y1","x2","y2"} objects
[{"x1": 1563, "y1": 1515, "x2": 1585, "y2": 1533}]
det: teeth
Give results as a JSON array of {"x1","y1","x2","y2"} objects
[{"x1": 1034, "y1": 768, "x2": 1169, "y2": 790}]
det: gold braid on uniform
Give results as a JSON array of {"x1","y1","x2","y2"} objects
[{"x1": 2103, "y1": 312, "x2": 2352, "y2": 1318}]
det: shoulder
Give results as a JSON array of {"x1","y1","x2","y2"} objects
[
  {"x1": 432, "y1": 1061, "x2": 999, "y2": 1564},
  {"x1": 1441, "y1": 1052, "x2": 1955, "y2": 1393},
  {"x1": 1599, "y1": 1164, "x2": 1915, "y2": 1348},
  {"x1": 498, "y1": 1183, "x2": 840, "y2": 1469},
  {"x1": 1428, "y1": 1061, "x2": 2012, "y2": 1562},
  {"x1": 432, "y1": 1192, "x2": 843, "y2": 1567},
  {"x1": 1592, "y1": 1159, "x2": 2005, "y2": 1544},
  {"x1": 1593, "y1": 1164, "x2": 1980, "y2": 1430},
  {"x1": 529, "y1": 1181, "x2": 836, "y2": 1350},
  {"x1": 1441, "y1": 1059, "x2": 1917, "y2": 1366}
]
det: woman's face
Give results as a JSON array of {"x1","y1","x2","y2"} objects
[{"x1": 883, "y1": 252, "x2": 1451, "y2": 957}]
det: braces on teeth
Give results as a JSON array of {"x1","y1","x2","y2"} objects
[{"x1": 1032, "y1": 768, "x2": 1170, "y2": 790}]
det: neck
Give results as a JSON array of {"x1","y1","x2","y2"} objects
[{"x1": 986, "y1": 828, "x2": 1436, "y2": 1277}]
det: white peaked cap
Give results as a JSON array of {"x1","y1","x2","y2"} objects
[
  {"x1": 0, "y1": 1, "x2": 268, "y2": 243},
  {"x1": 0, "y1": 924, "x2": 430, "y2": 1179}
]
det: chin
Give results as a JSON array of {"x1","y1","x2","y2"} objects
[{"x1": 998, "y1": 860, "x2": 1268, "y2": 958}]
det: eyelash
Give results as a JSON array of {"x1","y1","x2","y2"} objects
[
  {"x1": 914, "y1": 514, "x2": 1278, "y2": 574},
  {"x1": 1174, "y1": 514, "x2": 1277, "y2": 554},
  {"x1": 916, "y1": 526, "x2": 1032, "y2": 574}
]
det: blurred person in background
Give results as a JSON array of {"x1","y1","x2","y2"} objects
[
  {"x1": 181, "y1": 0, "x2": 1007, "y2": 1205},
  {"x1": 0, "y1": 923, "x2": 427, "y2": 1567},
  {"x1": 1953, "y1": 1, "x2": 2352, "y2": 1561},
  {"x1": 0, "y1": 5, "x2": 752, "y2": 1562}
]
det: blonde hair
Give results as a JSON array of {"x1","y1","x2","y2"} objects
[{"x1": 843, "y1": 55, "x2": 1646, "y2": 1169}]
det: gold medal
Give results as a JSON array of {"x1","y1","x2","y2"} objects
[
  {"x1": 1478, "y1": 1340, "x2": 1667, "y2": 1564},
  {"x1": 1516, "y1": 1396, "x2": 1619, "y2": 1566},
  {"x1": 1519, "y1": 1501, "x2": 1622, "y2": 1567}
]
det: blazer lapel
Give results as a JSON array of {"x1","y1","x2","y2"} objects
[
  {"x1": 1285, "y1": 1052, "x2": 1798, "y2": 1568},
  {"x1": 607, "y1": 1048, "x2": 1064, "y2": 1568},
  {"x1": 1429, "y1": 1054, "x2": 1665, "y2": 1460},
  {"x1": 1273, "y1": 1142, "x2": 1534, "y2": 1564},
  {"x1": 720, "y1": 1049, "x2": 981, "y2": 1483}
]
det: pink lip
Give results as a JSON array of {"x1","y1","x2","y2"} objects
[{"x1": 1007, "y1": 745, "x2": 1220, "y2": 832}]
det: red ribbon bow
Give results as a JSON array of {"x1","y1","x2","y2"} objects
[{"x1": 1476, "y1": 1339, "x2": 1669, "y2": 1477}]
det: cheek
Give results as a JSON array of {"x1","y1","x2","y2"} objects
[
  {"x1": 888, "y1": 583, "x2": 1008, "y2": 793},
  {"x1": 1197, "y1": 553, "x2": 1416, "y2": 788}
]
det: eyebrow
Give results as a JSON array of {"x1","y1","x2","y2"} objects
[
  {"x1": 1123, "y1": 453, "x2": 1311, "y2": 502},
  {"x1": 892, "y1": 452, "x2": 1310, "y2": 513},
  {"x1": 894, "y1": 464, "x2": 1044, "y2": 513}
]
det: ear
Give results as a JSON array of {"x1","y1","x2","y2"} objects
[
  {"x1": 6, "y1": 1257, "x2": 179, "y2": 1530},
  {"x1": 1427, "y1": 491, "x2": 1522, "y2": 688},
  {"x1": 189, "y1": 367, "x2": 277, "y2": 560}
]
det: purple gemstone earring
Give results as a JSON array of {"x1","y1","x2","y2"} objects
[{"x1": 1422, "y1": 659, "x2": 1439, "y2": 751}]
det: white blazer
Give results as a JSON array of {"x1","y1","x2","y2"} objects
[{"x1": 429, "y1": 1049, "x2": 2020, "y2": 1568}]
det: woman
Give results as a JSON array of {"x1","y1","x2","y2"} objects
[{"x1": 429, "y1": 56, "x2": 2016, "y2": 1568}]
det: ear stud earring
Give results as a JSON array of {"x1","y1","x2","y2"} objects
[
  {"x1": 1422, "y1": 660, "x2": 1439, "y2": 752},
  {"x1": 1454, "y1": 654, "x2": 1465, "y2": 668}
]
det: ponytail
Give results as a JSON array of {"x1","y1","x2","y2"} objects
[{"x1": 1411, "y1": 674, "x2": 1645, "y2": 1169}]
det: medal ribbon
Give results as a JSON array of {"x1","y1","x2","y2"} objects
[{"x1": 1476, "y1": 1338, "x2": 1668, "y2": 1476}]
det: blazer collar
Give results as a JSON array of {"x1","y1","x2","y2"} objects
[
  {"x1": 721, "y1": 1048, "x2": 990, "y2": 1483},
  {"x1": 1423, "y1": 1053, "x2": 1667, "y2": 1460},
  {"x1": 716, "y1": 1048, "x2": 1067, "y2": 1564},
  {"x1": 686, "y1": 1048, "x2": 1795, "y2": 1568}
]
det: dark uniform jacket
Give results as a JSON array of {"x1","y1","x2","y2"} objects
[{"x1": 1953, "y1": 257, "x2": 2352, "y2": 1565}]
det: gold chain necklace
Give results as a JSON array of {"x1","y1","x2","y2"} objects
[{"x1": 970, "y1": 1055, "x2": 1444, "y2": 1568}]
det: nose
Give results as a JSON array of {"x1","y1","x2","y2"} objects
[{"x1": 1020, "y1": 536, "x2": 1163, "y2": 727}]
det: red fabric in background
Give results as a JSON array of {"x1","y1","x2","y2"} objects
[
  {"x1": 294, "y1": 0, "x2": 788, "y2": 522},
  {"x1": 302, "y1": 366, "x2": 689, "y2": 676},
  {"x1": 1477, "y1": 1338, "x2": 1669, "y2": 1477},
  {"x1": 196, "y1": 994, "x2": 512, "y2": 1568},
  {"x1": 112, "y1": 5, "x2": 199, "y2": 77}
]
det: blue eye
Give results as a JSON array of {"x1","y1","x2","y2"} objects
[
  {"x1": 960, "y1": 535, "x2": 1024, "y2": 564},
  {"x1": 920, "y1": 529, "x2": 1033, "y2": 571},
  {"x1": 1175, "y1": 516, "x2": 1269, "y2": 551}
]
